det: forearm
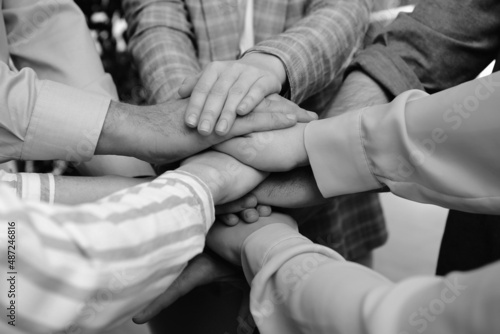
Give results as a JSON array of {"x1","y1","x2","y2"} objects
[
  {"x1": 95, "y1": 100, "x2": 213, "y2": 164},
  {"x1": 242, "y1": 224, "x2": 500, "y2": 334},
  {"x1": 323, "y1": 70, "x2": 390, "y2": 118},
  {"x1": 0, "y1": 170, "x2": 150, "y2": 205},
  {"x1": 306, "y1": 72, "x2": 500, "y2": 214},
  {"x1": 0, "y1": 170, "x2": 214, "y2": 332}
]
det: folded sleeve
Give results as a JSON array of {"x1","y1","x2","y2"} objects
[
  {"x1": 123, "y1": 0, "x2": 200, "y2": 103},
  {"x1": 350, "y1": 0, "x2": 500, "y2": 97},
  {"x1": 244, "y1": 0, "x2": 372, "y2": 104},
  {"x1": 241, "y1": 223, "x2": 500, "y2": 334},
  {"x1": 0, "y1": 170, "x2": 214, "y2": 333},
  {"x1": 305, "y1": 72, "x2": 500, "y2": 215},
  {"x1": 0, "y1": 61, "x2": 110, "y2": 163}
]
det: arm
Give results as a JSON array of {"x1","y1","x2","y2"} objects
[
  {"x1": 239, "y1": 222, "x2": 500, "y2": 334},
  {"x1": 306, "y1": 72, "x2": 500, "y2": 214},
  {"x1": 0, "y1": 170, "x2": 213, "y2": 333},
  {"x1": 3, "y1": 0, "x2": 154, "y2": 177},
  {"x1": 0, "y1": 170, "x2": 150, "y2": 205},
  {"x1": 123, "y1": 0, "x2": 200, "y2": 103},
  {"x1": 351, "y1": 0, "x2": 500, "y2": 96},
  {"x1": 0, "y1": 151, "x2": 267, "y2": 332},
  {"x1": 244, "y1": 0, "x2": 373, "y2": 104},
  {"x1": 0, "y1": 58, "x2": 309, "y2": 165}
]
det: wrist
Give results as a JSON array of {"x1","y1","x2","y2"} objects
[
  {"x1": 96, "y1": 101, "x2": 137, "y2": 158},
  {"x1": 240, "y1": 52, "x2": 287, "y2": 85},
  {"x1": 177, "y1": 164, "x2": 223, "y2": 204}
]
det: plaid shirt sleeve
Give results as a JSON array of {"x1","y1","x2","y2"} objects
[
  {"x1": 0, "y1": 170, "x2": 214, "y2": 333},
  {"x1": 244, "y1": 0, "x2": 373, "y2": 104},
  {"x1": 123, "y1": 0, "x2": 201, "y2": 103}
]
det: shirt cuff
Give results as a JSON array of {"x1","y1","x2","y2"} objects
[
  {"x1": 347, "y1": 45, "x2": 424, "y2": 98},
  {"x1": 241, "y1": 223, "x2": 344, "y2": 283},
  {"x1": 161, "y1": 170, "x2": 216, "y2": 232},
  {"x1": 21, "y1": 80, "x2": 111, "y2": 162},
  {"x1": 304, "y1": 112, "x2": 382, "y2": 198}
]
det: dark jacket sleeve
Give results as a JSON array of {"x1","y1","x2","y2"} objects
[{"x1": 349, "y1": 0, "x2": 500, "y2": 97}]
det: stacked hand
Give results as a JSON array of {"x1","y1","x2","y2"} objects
[
  {"x1": 178, "y1": 150, "x2": 267, "y2": 205},
  {"x1": 99, "y1": 95, "x2": 316, "y2": 165},
  {"x1": 133, "y1": 213, "x2": 298, "y2": 323},
  {"x1": 180, "y1": 53, "x2": 289, "y2": 136},
  {"x1": 215, "y1": 122, "x2": 310, "y2": 172}
]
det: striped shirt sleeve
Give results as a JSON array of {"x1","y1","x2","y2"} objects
[
  {"x1": 0, "y1": 170, "x2": 214, "y2": 333},
  {"x1": 0, "y1": 171, "x2": 55, "y2": 204}
]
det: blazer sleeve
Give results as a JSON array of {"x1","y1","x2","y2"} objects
[
  {"x1": 350, "y1": 0, "x2": 500, "y2": 97},
  {"x1": 244, "y1": 0, "x2": 373, "y2": 104},
  {"x1": 123, "y1": 0, "x2": 201, "y2": 103}
]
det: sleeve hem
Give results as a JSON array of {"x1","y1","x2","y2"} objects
[
  {"x1": 304, "y1": 112, "x2": 382, "y2": 198},
  {"x1": 162, "y1": 170, "x2": 215, "y2": 232},
  {"x1": 21, "y1": 80, "x2": 110, "y2": 162}
]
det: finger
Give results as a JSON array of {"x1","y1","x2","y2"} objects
[
  {"x1": 215, "y1": 77, "x2": 254, "y2": 135},
  {"x1": 229, "y1": 112, "x2": 297, "y2": 137},
  {"x1": 236, "y1": 76, "x2": 281, "y2": 116},
  {"x1": 184, "y1": 68, "x2": 219, "y2": 128},
  {"x1": 216, "y1": 194, "x2": 258, "y2": 214},
  {"x1": 253, "y1": 96, "x2": 318, "y2": 123},
  {"x1": 257, "y1": 205, "x2": 272, "y2": 217},
  {"x1": 218, "y1": 213, "x2": 241, "y2": 226},
  {"x1": 178, "y1": 73, "x2": 201, "y2": 98},
  {"x1": 239, "y1": 208, "x2": 260, "y2": 223},
  {"x1": 199, "y1": 71, "x2": 240, "y2": 136}
]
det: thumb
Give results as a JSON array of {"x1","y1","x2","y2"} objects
[{"x1": 178, "y1": 74, "x2": 201, "y2": 98}]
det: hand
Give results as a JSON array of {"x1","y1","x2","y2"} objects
[
  {"x1": 207, "y1": 213, "x2": 298, "y2": 265},
  {"x1": 214, "y1": 122, "x2": 309, "y2": 172},
  {"x1": 220, "y1": 167, "x2": 327, "y2": 210},
  {"x1": 178, "y1": 151, "x2": 268, "y2": 205},
  {"x1": 216, "y1": 194, "x2": 272, "y2": 225},
  {"x1": 132, "y1": 252, "x2": 239, "y2": 324},
  {"x1": 97, "y1": 97, "x2": 316, "y2": 165},
  {"x1": 180, "y1": 53, "x2": 287, "y2": 136}
]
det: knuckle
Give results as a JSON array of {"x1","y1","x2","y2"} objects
[
  {"x1": 229, "y1": 85, "x2": 246, "y2": 96},
  {"x1": 193, "y1": 82, "x2": 212, "y2": 94},
  {"x1": 210, "y1": 84, "x2": 228, "y2": 97},
  {"x1": 202, "y1": 109, "x2": 217, "y2": 118},
  {"x1": 243, "y1": 95, "x2": 255, "y2": 106}
]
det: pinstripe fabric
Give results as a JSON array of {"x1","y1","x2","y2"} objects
[
  {"x1": 124, "y1": 0, "x2": 386, "y2": 260},
  {"x1": 0, "y1": 171, "x2": 214, "y2": 333}
]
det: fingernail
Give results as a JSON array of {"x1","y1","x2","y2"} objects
[
  {"x1": 246, "y1": 211, "x2": 258, "y2": 220},
  {"x1": 308, "y1": 111, "x2": 318, "y2": 119},
  {"x1": 187, "y1": 114, "x2": 197, "y2": 127},
  {"x1": 286, "y1": 114, "x2": 297, "y2": 121},
  {"x1": 216, "y1": 119, "x2": 228, "y2": 134},
  {"x1": 199, "y1": 120, "x2": 211, "y2": 133},
  {"x1": 229, "y1": 215, "x2": 238, "y2": 224},
  {"x1": 237, "y1": 104, "x2": 247, "y2": 114}
]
